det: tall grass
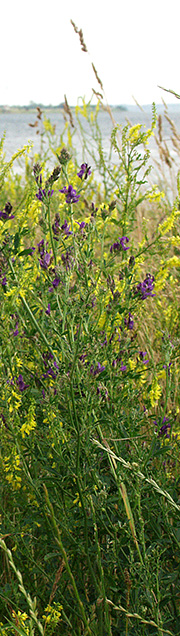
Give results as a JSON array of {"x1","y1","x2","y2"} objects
[{"x1": 0, "y1": 33, "x2": 180, "y2": 636}]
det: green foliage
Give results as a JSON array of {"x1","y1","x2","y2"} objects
[{"x1": 0, "y1": 102, "x2": 179, "y2": 636}]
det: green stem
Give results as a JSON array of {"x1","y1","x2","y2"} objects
[
  {"x1": 47, "y1": 200, "x2": 57, "y2": 266},
  {"x1": 43, "y1": 485, "x2": 92, "y2": 636},
  {"x1": 8, "y1": 258, "x2": 59, "y2": 365}
]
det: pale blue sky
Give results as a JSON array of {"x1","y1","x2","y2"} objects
[{"x1": 1, "y1": 0, "x2": 179, "y2": 106}]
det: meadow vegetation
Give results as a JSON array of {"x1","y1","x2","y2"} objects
[{"x1": 0, "y1": 30, "x2": 180, "y2": 636}]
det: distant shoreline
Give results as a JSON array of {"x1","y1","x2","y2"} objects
[
  {"x1": 0, "y1": 103, "x2": 179, "y2": 116},
  {"x1": 0, "y1": 103, "x2": 128, "y2": 115}
]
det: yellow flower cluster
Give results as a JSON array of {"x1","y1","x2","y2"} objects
[
  {"x1": 42, "y1": 602, "x2": 63, "y2": 627},
  {"x1": 145, "y1": 185, "x2": 164, "y2": 203},
  {"x1": 149, "y1": 377, "x2": 162, "y2": 408},
  {"x1": 3, "y1": 450, "x2": 21, "y2": 490},
  {"x1": 20, "y1": 401, "x2": 37, "y2": 438}
]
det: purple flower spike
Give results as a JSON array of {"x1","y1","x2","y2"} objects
[
  {"x1": 77, "y1": 163, "x2": 91, "y2": 180},
  {"x1": 138, "y1": 351, "x2": 149, "y2": 364},
  {"x1": 17, "y1": 374, "x2": 29, "y2": 391},
  {"x1": 124, "y1": 312, "x2": 134, "y2": 330},
  {"x1": 154, "y1": 416, "x2": 171, "y2": 439},
  {"x1": 0, "y1": 201, "x2": 14, "y2": 220},
  {"x1": 134, "y1": 273, "x2": 155, "y2": 301},
  {"x1": 90, "y1": 362, "x2": 106, "y2": 376},
  {"x1": 52, "y1": 277, "x2": 61, "y2": 288},
  {"x1": 120, "y1": 363, "x2": 127, "y2": 372},
  {"x1": 110, "y1": 236, "x2": 130, "y2": 253},
  {"x1": 59, "y1": 185, "x2": 80, "y2": 204},
  {"x1": 61, "y1": 219, "x2": 73, "y2": 237},
  {"x1": 36, "y1": 188, "x2": 54, "y2": 201},
  {"x1": 39, "y1": 252, "x2": 52, "y2": 270},
  {"x1": 120, "y1": 236, "x2": 130, "y2": 251},
  {"x1": 163, "y1": 362, "x2": 172, "y2": 377},
  {"x1": 45, "y1": 303, "x2": 51, "y2": 315}
]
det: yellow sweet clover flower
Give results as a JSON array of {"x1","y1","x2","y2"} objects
[
  {"x1": 166, "y1": 255, "x2": 180, "y2": 268},
  {"x1": 129, "y1": 359, "x2": 137, "y2": 371},
  {"x1": 155, "y1": 266, "x2": 168, "y2": 291},
  {"x1": 166, "y1": 235, "x2": 180, "y2": 248},
  {"x1": 3, "y1": 450, "x2": 22, "y2": 490},
  {"x1": 43, "y1": 116, "x2": 55, "y2": 136},
  {"x1": 42, "y1": 602, "x2": 63, "y2": 629},
  {"x1": 138, "y1": 371, "x2": 147, "y2": 386},
  {"x1": 27, "y1": 200, "x2": 41, "y2": 225},
  {"x1": 73, "y1": 492, "x2": 82, "y2": 507},
  {"x1": 20, "y1": 401, "x2": 37, "y2": 438},
  {"x1": 149, "y1": 377, "x2": 162, "y2": 408},
  {"x1": 159, "y1": 207, "x2": 176, "y2": 235},
  {"x1": 8, "y1": 389, "x2": 22, "y2": 413},
  {"x1": 127, "y1": 124, "x2": 142, "y2": 143},
  {"x1": 11, "y1": 610, "x2": 29, "y2": 636},
  {"x1": 145, "y1": 185, "x2": 164, "y2": 203}
]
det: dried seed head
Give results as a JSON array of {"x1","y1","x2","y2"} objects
[
  {"x1": 64, "y1": 95, "x2": 74, "y2": 128},
  {"x1": 79, "y1": 28, "x2": 88, "y2": 52},
  {"x1": 92, "y1": 88, "x2": 103, "y2": 100},
  {"x1": 92, "y1": 63, "x2": 103, "y2": 90},
  {"x1": 70, "y1": 19, "x2": 88, "y2": 52},
  {"x1": 70, "y1": 19, "x2": 79, "y2": 34},
  {"x1": 158, "y1": 115, "x2": 162, "y2": 142},
  {"x1": 58, "y1": 147, "x2": 71, "y2": 165},
  {"x1": 45, "y1": 166, "x2": 61, "y2": 188}
]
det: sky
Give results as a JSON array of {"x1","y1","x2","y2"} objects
[{"x1": 1, "y1": 0, "x2": 179, "y2": 107}]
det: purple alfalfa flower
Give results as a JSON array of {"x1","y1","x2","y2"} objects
[
  {"x1": 59, "y1": 184, "x2": 80, "y2": 204},
  {"x1": 39, "y1": 251, "x2": 52, "y2": 270},
  {"x1": 120, "y1": 363, "x2": 127, "y2": 372},
  {"x1": 37, "y1": 239, "x2": 45, "y2": 255},
  {"x1": 124, "y1": 312, "x2": 134, "y2": 330},
  {"x1": 45, "y1": 303, "x2": 51, "y2": 315},
  {"x1": 112, "y1": 356, "x2": 126, "y2": 371},
  {"x1": 36, "y1": 187, "x2": 54, "y2": 202},
  {"x1": 0, "y1": 202, "x2": 14, "y2": 221},
  {"x1": 42, "y1": 389, "x2": 45, "y2": 399},
  {"x1": 61, "y1": 219, "x2": 73, "y2": 237},
  {"x1": 13, "y1": 328, "x2": 19, "y2": 336},
  {"x1": 17, "y1": 374, "x2": 29, "y2": 392},
  {"x1": 138, "y1": 351, "x2": 149, "y2": 365},
  {"x1": 120, "y1": 236, "x2": 130, "y2": 251},
  {"x1": 134, "y1": 273, "x2": 155, "y2": 301},
  {"x1": 43, "y1": 366, "x2": 56, "y2": 380},
  {"x1": 52, "y1": 214, "x2": 60, "y2": 239},
  {"x1": 163, "y1": 362, "x2": 172, "y2": 377},
  {"x1": 61, "y1": 249, "x2": 74, "y2": 271},
  {"x1": 76, "y1": 220, "x2": 87, "y2": 235},
  {"x1": 100, "y1": 331, "x2": 108, "y2": 347},
  {"x1": 1, "y1": 276, "x2": 7, "y2": 286},
  {"x1": 110, "y1": 236, "x2": 130, "y2": 253},
  {"x1": 90, "y1": 362, "x2": 106, "y2": 376},
  {"x1": 77, "y1": 163, "x2": 91, "y2": 180},
  {"x1": 52, "y1": 215, "x2": 73, "y2": 240},
  {"x1": 37, "y1": 240, "x2": 52, "y2": 269},
  {"x1": 154, "y1": 416, "x2": 171, "y2": 439},
  {"x1": 48, "y1": 276, "x2": 61, "y2": 292}
]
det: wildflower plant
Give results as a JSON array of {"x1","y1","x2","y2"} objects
[{"x1": 0, "y1": 88, "x2": 180, "y2": 636}]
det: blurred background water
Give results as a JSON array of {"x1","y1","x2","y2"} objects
[{"x1": 0, "y1": 104, "x2": 179, "y2": 186}]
